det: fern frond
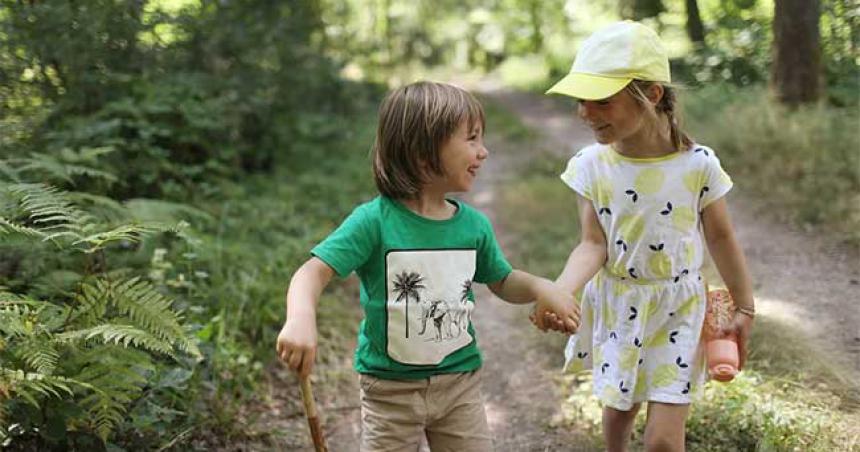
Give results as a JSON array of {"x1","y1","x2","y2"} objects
[
  {"x1": 6, "y1": 183, "x2": 90, "y2": 236},
  {"x1": 57, "y1": 324, "x2": 177, "y2": 359},
  {"x1": 15, "y1": 152, "x2": 117, "y2": 184},
  {"x1": 105, "y1": 278, "x2": 202, "y2": 359},
  {"x1": 15, "y1": 337, "x2": 59, "y2": 375},
  {"x1": 106, "y1": 278, "x2": 183, "y2": 339},
  {"x1": 0, "y1": 216, "x2": 45, "y2": 238},
  {"x1": 68, "y1": 345, "x2": 152, "y2": 440},
  {"x1": 68, "y1": 281, "x2": 110, "y2": 326},
  {"x1": 73, "y1": 222, "x2": 170, "y2": 253},
  {"x1": 0, "y1": 306, "x2": 30, "y2": 337},
  {"x1": 67, "y1": 192, "x2": 127, "y2": 222},
  {"x1": 0, "y1": 368, "x2": 78, "y2": 408}
]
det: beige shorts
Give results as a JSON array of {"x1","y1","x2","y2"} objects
[{"x1": 359, "y1": 370, "x2": 492, "y2": 452}]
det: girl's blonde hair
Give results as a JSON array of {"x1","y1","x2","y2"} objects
[
  {"x1": 371, "y1": 81, "x2": 485, "y2": 199},
  {"x1": 625, "y1": 80, "x2": 694, "y2": 152}
]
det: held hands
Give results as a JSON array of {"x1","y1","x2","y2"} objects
[
  {"x1": 275, "y1": 317, "x2": 318, "y2": 378},
  {"x1": 529, "y1": 280, "x2": 580, "y2": 334}
]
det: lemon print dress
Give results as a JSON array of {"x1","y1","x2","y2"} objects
[{"x1": 560, "y1": 143, "x2": 732, "y2": 410}]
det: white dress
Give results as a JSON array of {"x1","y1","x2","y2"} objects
[{"x1": 561, "y1": 143, "x2": 733, "y2": 410}]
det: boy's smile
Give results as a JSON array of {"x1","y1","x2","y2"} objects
[{"x1": 435, "y1": 119, "x2": 488, "y2": 193}]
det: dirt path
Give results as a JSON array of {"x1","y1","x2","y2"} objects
[
  {"x1": 263, "y1": 86, "x2": 858, "y2": 452},
  {"x1": 483, "y1": 88, "x2": 860, "y2": 381},
  {"x1": 261, "y1": 89, "x2": 600, "y2": 452}
]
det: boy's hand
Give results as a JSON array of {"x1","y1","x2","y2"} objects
[
  {"x1": 531, "y1": 280, "x2": 580, "y2": 334},
  {"x1": 276, "y1": 317, "x2": 318, "y2": 378}
]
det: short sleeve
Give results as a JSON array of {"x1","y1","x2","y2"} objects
[
  {"x1": 473, "y1": 214, "x2": 513, "y2": 284},
  {"x1": 311, "y1": 204, "x2": 377, "y2": 278},
  {"x1": 560, "y1": 150, "x2": 592, "y2": 200},
  {"x1": 698, "y1": 147, "x2": 733, "y2": 209}
]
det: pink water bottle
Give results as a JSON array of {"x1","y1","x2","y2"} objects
[{"x1": 703, "y1": 288, "x2": 739, "y2": 382}]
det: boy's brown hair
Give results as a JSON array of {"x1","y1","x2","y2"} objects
[{"x1": 372, "y1": 81, "x2": 485, "y2": 199}]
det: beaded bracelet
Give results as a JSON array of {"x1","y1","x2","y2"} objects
[{"x1": 736, "y1": 305, "x2": 756, "y2": 319}]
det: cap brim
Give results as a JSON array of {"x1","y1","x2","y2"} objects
[{"x1": 545, "y1": 73, "x2": 631, "y2": 100}]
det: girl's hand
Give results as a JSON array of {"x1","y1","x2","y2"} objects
[
  {"x1": 276, "y1": 318, "x2": 318, "y2": 378},
  {"x1": 724, "y1": 311, "x2": 754, "y2": 370},
  {"x1": 529, "y1": 309, "x2": 568, "y2": 333},
  {"x1": 532, "y1": 281, "x2": 580, "y2": 334}
]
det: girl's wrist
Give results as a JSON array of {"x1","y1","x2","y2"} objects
[{"x1": 735, "y1": 305, "x2": 755, "y2": 319}]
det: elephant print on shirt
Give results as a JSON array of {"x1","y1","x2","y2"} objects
[{"x1": 386, "y1": 249, "x2": 476, "y2": 365}]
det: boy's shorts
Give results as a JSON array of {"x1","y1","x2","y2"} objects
[{"x1": 359, "y1": 369, "x2": 492, "y2": 452}]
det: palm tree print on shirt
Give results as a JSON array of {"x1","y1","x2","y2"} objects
[{"x1": 393, "y1": 270, "x2": 425, "y2": 338}]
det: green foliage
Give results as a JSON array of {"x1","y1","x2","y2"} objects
[
  {"x1": 0, "y1": 161, "x2": 201, "y2": 446},
  {"x1": 686, "y1": 373, "x2": 857, "y2": 451},
  {"x1": 684, "y1": 85, "x2": 860, "y2": 243}
]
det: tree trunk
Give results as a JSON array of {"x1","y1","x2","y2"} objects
[
  {"x1": 685, "y1": 0, "x2": 706, "y2": 44},
  {"x1": 772, "y1": 0, "x2": 822, "y2": 105},
  {"x1": 528, "y1": 0, "x2": 543, "y2": 53}
]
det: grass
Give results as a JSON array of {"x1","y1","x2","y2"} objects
[
  {"x1": 683, "y1": 84, "x2": 860, "y2": 245},
  {"x1": 165, "y1": 109, "x2": 378, "y2": 447},
  {"x1": 489, "y1": 103, "x2": 860, "y2": 451}
]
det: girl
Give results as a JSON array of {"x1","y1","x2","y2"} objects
[
  {"x1": 276, "y1": 81, "x2": 579, "y2": 451},
  {"x1": 542, "y1": 21, "x2": 755, "y2": 451}
]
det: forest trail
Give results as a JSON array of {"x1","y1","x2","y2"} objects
[
  {"x1": 483, "y1": 88, "x2": 860, "y2": 381},
  {"x1": 262, "y1": 87, "x2": 858, "y2": 452}
]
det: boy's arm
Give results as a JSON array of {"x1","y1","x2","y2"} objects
[
  {"x1": 276, "y1": 256, "x2": 335, "y2": 378},
  {"x1": 557, "y1": 195, "x2": 607, "y2": 293},
  {"x1": 487, "y1": 270, "x2": 552, "y2": 304},
  {"x1": 488, "y1": 270, "x2": 580, "y2": 332},
  {"x1": 702, "y1": 198, "x2": 755, "y2": 368}
]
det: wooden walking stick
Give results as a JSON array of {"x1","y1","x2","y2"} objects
[{"x1": 300, "y1": 375, "x2": 328, "y2": 452}]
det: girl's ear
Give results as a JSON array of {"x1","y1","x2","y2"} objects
[{"x1": 646, "y1": 84, "x2": 665, "y2": 106}]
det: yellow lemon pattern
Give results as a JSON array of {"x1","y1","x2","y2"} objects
[
  {"x1": 648, "y1": 251, "x2": 673, "y2": 278},
  {"x1": 671, "y1": 206, "x2": 697, "y2": 232},
  {"x1": 633, "y1": 368, "x2": 648, "y2": 399},
  {"x1": 645, "y1": 328, "x2": 669, "y2": 348},
  {"x1": 598, "y1": 148, "x2": 622, "y2": 166},
  {"x1": 652, "y1": 364, "x2": 679, "y2": 388},
  {"x1": 675, "y1": 293, "x2": 700, "y2": 317},
  {"x1": 634, "y1": 168, "x2": 665, "y2": 195},
  {"x1": 641, "y1": 297, "x2": 659, "y2": 322},
  {"x1": 592, "y1": 177, "x2": 614, "y2": 206},
  {"x1": 617, "y1": 213, "x2": 647, "y2": 243},
  {"x1": 683, "y1": 241, "x2": 696, "y2": 267},
  {"x1": 619, "y1": 346, "x2": 640, "y2": 369},
  {"x1": 601, "y1": 384, "x2": 623, "y2": 407},
  {"x1": 683, "y1": 169, "x2": 706, "y2": 195},
  {"x1": 558, "y1": 143, "x2": 732, "y2": 409}
]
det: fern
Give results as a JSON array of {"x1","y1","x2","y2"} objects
[
  {"x1": 73, "y1": 222, "x2": 171, "y2": 253},
  {"x1": 0, "y1": 368, "x2": 78, "y2": 408},
  {"x1": 58, "y1": 324, "x2": 177, "y2": 358},
  {"x1": 5, "y1": 183, "x2": 90, "y2": 238},
  {"x1": 0, "y1": 160, "x2": 202, "y2": 444},
  {"x1": 70, "y1": 346, "x2": 153, "y2": 440},
  {"x1": 15, "y1": 337, "x2": 59, "y2": 375},
  {"x1": 13, "y1": 151, "x2": 118, "y2": 184},
  {"x1": 108, "y1": 278, "x2": 201, "y2": 358},
  {"x1": 0, "y1": 216, "x2": 45, "y2": 238}
]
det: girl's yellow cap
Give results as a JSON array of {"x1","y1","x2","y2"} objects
[{"x1": 546, "y1": 21, "x2": 670, "y2": 100}]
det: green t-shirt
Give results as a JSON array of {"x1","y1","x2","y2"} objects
[{"x1": 311, "y1": 196, "x2": 512, "y2": 379}]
